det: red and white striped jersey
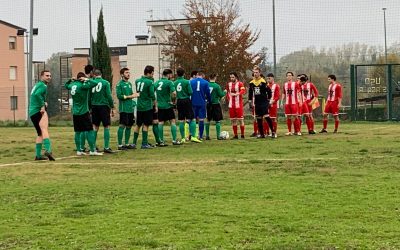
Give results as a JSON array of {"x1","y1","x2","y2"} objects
[
  {"x1": 269, "y1": 82, "x2": 280, "y2": 103},
  {"x1": 226, "y1": 81, "x2": 246, "y2": 108},
  {"x1": 327, "y1": 82, "x2": 342, "y2": 102},
  {"x1": 283, "y1": 81, "x2": 301, "y2": 105},
  {"x1": 301, "y1": 82, "x2": 319, "y2": 102}
]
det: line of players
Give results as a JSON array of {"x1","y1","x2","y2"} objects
[{"x1": 29, "y1": 63, "x2": 342, "y2": 160}]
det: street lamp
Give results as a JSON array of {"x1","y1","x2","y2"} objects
[
  {"x1": 272, "y1": 0, "x2": 277, "y2": 76},
  {"x1": 382, "y1": 8, "x2": 387, "y2": 64}
]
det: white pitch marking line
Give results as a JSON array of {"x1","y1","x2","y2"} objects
[{"x1": 1, "y1": 155, "x2": 395, "y2": 168}]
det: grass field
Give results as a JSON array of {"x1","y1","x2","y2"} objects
[{"x1": 1, "y1": 122, "x2": 400, "y2": 249}]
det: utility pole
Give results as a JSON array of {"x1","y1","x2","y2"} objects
[
  {"x1": 28, "y1": 0, "x2": 34, "y2": 105},
  {"x1": 382, "y1": 8, "x2": 388, "y2": 64},
  {"x1": 272, "y1": 0, "x2": 277, "y2": 76},
  {"x1": 89, "y1": 0, "x2": 93, "y2": 63}
]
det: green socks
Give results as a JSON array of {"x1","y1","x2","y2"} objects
[
  {"x1": 74, "y1": 132, "x2": 81, "y2": 151},
  {"x1": 117, "y1": 127, "x2": 124, "y2": 145},
  {"x1": 171, "y1": 124, "x2": 177, "y2": 141},
  {"x1": 43, "y1": 138, "x2": 51, "y2": 153},
  {"x1": 216, "y1": 122, "x2": 221, "y2": 138},
  {"x1": 142, "y1": 130, "x2": 148, "y2": 145},
  {"x1": 80, "y1": 132, "x2": 86, "y2": 150},
  {"x1": 87, "y1": 130, "x2": 95, "y2": 152},
  {"x1": 205, "y1": 122, "x2": 210, "y2": 137},
  {"x1": 133, "y1": 132, "x2": 139, "y2": 145},
  {"x1": 124, "y1": 127, "x2": 131, "y2": 145},
  {"x1": 158, "y1": 123, "x2": 164, "y2": 142},
  {"x1": 104, "y1": 128, "x2": 110, "y2": 149},
  {"x1": 179, "y1": 122, "x2": 185, "y2": 139},
  {"x1": 189, "y1": 120, "x2": 196, "y2": 137},
  {"x1": 152, "y1": 124, "x2": 160, "y2": 143},
  {"x1": 35, "y1": 143, "x2": 42, "y2": 157}
]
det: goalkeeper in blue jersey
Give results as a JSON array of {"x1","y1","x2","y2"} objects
[{"x1": 190, "y1": 70, "x2": 212, "y2": 142}]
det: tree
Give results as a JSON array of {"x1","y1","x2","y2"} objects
[
  {"x1": 164, "y1": 0, "x2": 260, "y2": 83},
  {"x1": 93, "y1": 8, "x2": 113, "y2": 85},
  {"x1": 44, "y1": 52, "x2": 69, "y2": 117}
]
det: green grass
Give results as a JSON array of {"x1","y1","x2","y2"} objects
[{"x1": 0, "y1": 122, "x2": 400, "y2": 249}]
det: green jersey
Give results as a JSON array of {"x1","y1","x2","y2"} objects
[
  {"x1": 90, "y1": 77, "x2": 114, "y2": 108},
  {"x1": 174, "y1": 77, "x2": 192, "y2": 100},
  {"x1": 135, "y1": 76, "x2": 155, "y2": 112},
  {"x1": 116, "y1": 79, "x2": 136, "y2": 113},
  {"x1": 29, "y1": 81, "x2": 47, "y2": 117},
  {"x1": 65, "y1": 79, "x2": 98, "y2": 115},
  {"x1": 154, "y1": 77, "x2": 176, "y2": 109},
  {"x1": 209, "y1": 81, "x2": 226, "y2": 104}
]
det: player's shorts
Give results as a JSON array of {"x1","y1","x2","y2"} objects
[
  {"x1": 255, "y1": 104, "x2": 269, "y2": 117},
  {"x1": 229, "y1": 107, "x2": 244, "y2": 119},
  {"x1": 30, "y1": 111, "x2": 43, "y2": 136},
  {"x1": 73, "y1": 112, "x2": 93, "y2": 132},
  {"x1": 300, "y1": 103, "x2": 311, "y2": 115},
  {"x1": 177, "y1": 98, "x2": 194, "y2": 121},
  {"x1": 324, "y1": 100, "x2": 339, "y2": 115},
  {"x1": 284, "y1": 104, "x2": 299, "y2": 116},
  {"x1": 152, "y1": 106, "x2": 158, "y2": 121},
  {"x1": 91, "y1": 105, "x2": 111, "y2": 127},
  {"x1": 269, "y1": 104, "x2": 278, "y2": 119},
  {"x1": 158, "y1": 108, "x2": 175, "y2": 122},
  {"x1": 206, "y1": 103, "x2": 223, "y2": 122},
  {"x1": 137, "y1": 109, "x2": 153, "y2": 127},
  {"x1": 119, "y1": 112, "x2": 135, "y2": 127},
  {"x1": 193, "y1": 104, "x2": 206, "y2": 119}
]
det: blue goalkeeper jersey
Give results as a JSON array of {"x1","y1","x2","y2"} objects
[{"x1": 190, "y1": 77, "x2": 211, "y2": 106}]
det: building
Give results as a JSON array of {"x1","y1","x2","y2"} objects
[
  {"x1": 127, "y1": 19, "x2": 190, "y2": 79},
  {"x1": 0, "y1": 20, "x2": 27, "y2": 121}
]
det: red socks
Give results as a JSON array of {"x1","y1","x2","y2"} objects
[{"x1": 233, "y1": 125, "x2": 238, "y2": 136}]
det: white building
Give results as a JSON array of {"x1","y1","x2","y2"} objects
[{"x1": 127, "y1": 19, "x2": 190, "y2": 79}]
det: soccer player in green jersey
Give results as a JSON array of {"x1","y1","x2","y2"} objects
[
  {"x1": 116, "y1": 68, "x2": 139, "y2": 150},
  {"x1": 29, "y1": 70, "x2": 55, "y2": 161},
  {"x1": 205, "y1": 73, "x2": 227, "y2": 140},
  {"x1": 174, "y1": 68, "x2": 197, "y2": 143},
  {"x1": 132, "y1": 65, "x2": 157, "y2": 149},
  {"x1": 65, "y1": 72, "x2": 103, "y2": 156},
  {"x1": 91, "y1": 69, "x2": 115, "y2": 153},
  {"x1": 154, "y1": 69, "x2": 181, "y2": 146}
]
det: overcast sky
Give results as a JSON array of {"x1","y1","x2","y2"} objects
[{"x1": 1, "y1": 0, "x2": 399, "y2": 61}]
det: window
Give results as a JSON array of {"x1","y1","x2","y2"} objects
[
  {"x1": 9, "y1": 66, "x2": 17, "y2": 80},
  {"x1": 119, "y1": 61, "x2": 127, "y2": 68},
  {"x1": 181, "y1": 24, "x2": 191, "y2": 35},
  {"x1": 10, "y1": 96, "x2": 18, "y2": 110},
  {"x1": 9, "y1": 36, "x2": 16, "y2": 50}
]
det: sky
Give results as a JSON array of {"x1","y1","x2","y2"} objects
[{"x1": 1, "y1": 0, "x2": 399, "y2": 62}]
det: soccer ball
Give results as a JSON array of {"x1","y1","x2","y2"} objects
[{"x1": 220, "y1": 131, "x2": 229, "y2": 140}]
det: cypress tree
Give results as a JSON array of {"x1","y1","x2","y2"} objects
[{"x1": 93, "y1": 8, "x2": 113, "y2": 85}]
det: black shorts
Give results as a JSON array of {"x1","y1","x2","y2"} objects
[
  {"x1": 137, "y1": 109, "x2": 153, "y2": 127},
  {"x1": 207, "y1": 103, "x2": 223, "y2": 122},
  {"x1": 153, "y1": 106, "x2": 158, "y2": 121},
  {"x1": 30, "y1": 112, "x2": 43, "y2": 136},
  {"x1": 73, "y1": 112, "x2": 93, "y2": 132},
  {"x1": 91, "y1": 105, "x2": 111, "y2": 127},
  {"x1": 255, "y1": 104, "x2": 270, "y2": 117},
  {"x1": 119, "y1": 112, "x2": 135, "y2": 127},
  {"x1": 177, "y1": 98, "x2": 194, "y2": 121},
  {"x1": 158, "y1": 108, "x2": 175, "y2": 122}
]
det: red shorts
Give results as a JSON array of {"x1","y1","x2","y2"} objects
[
  {"x1": 324, "y1": 100, "x2": 339, "y2": 115},
  {"x1": 269, "y1": 104, "x2": 278, "y2": 118},
  {"x1": 284, "y1": 104, "x2": 298, "y2": 116},
  {"x1": 300, "y1": 103, "x2": 311, "y2": 115},
  {"x1": 229, "y1": 107, "x2": 244, "y2": 119}
]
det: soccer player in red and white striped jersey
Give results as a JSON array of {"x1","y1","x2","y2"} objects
[
  {"x1": 300, "y1": 74, "x2": 319, "y2": 134},
  {"x1": 320, "y1": 74, "x2": 342, "y2": 133},
  {"x1": 282, "y1": 72, "x2": 302, "y2": 135},
  {"x1": 226, "y1": 72, "x2": 246, "y2": 139},
  {"x1": 266, "y1": 73, "x2": 280, "y2": 137}
]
